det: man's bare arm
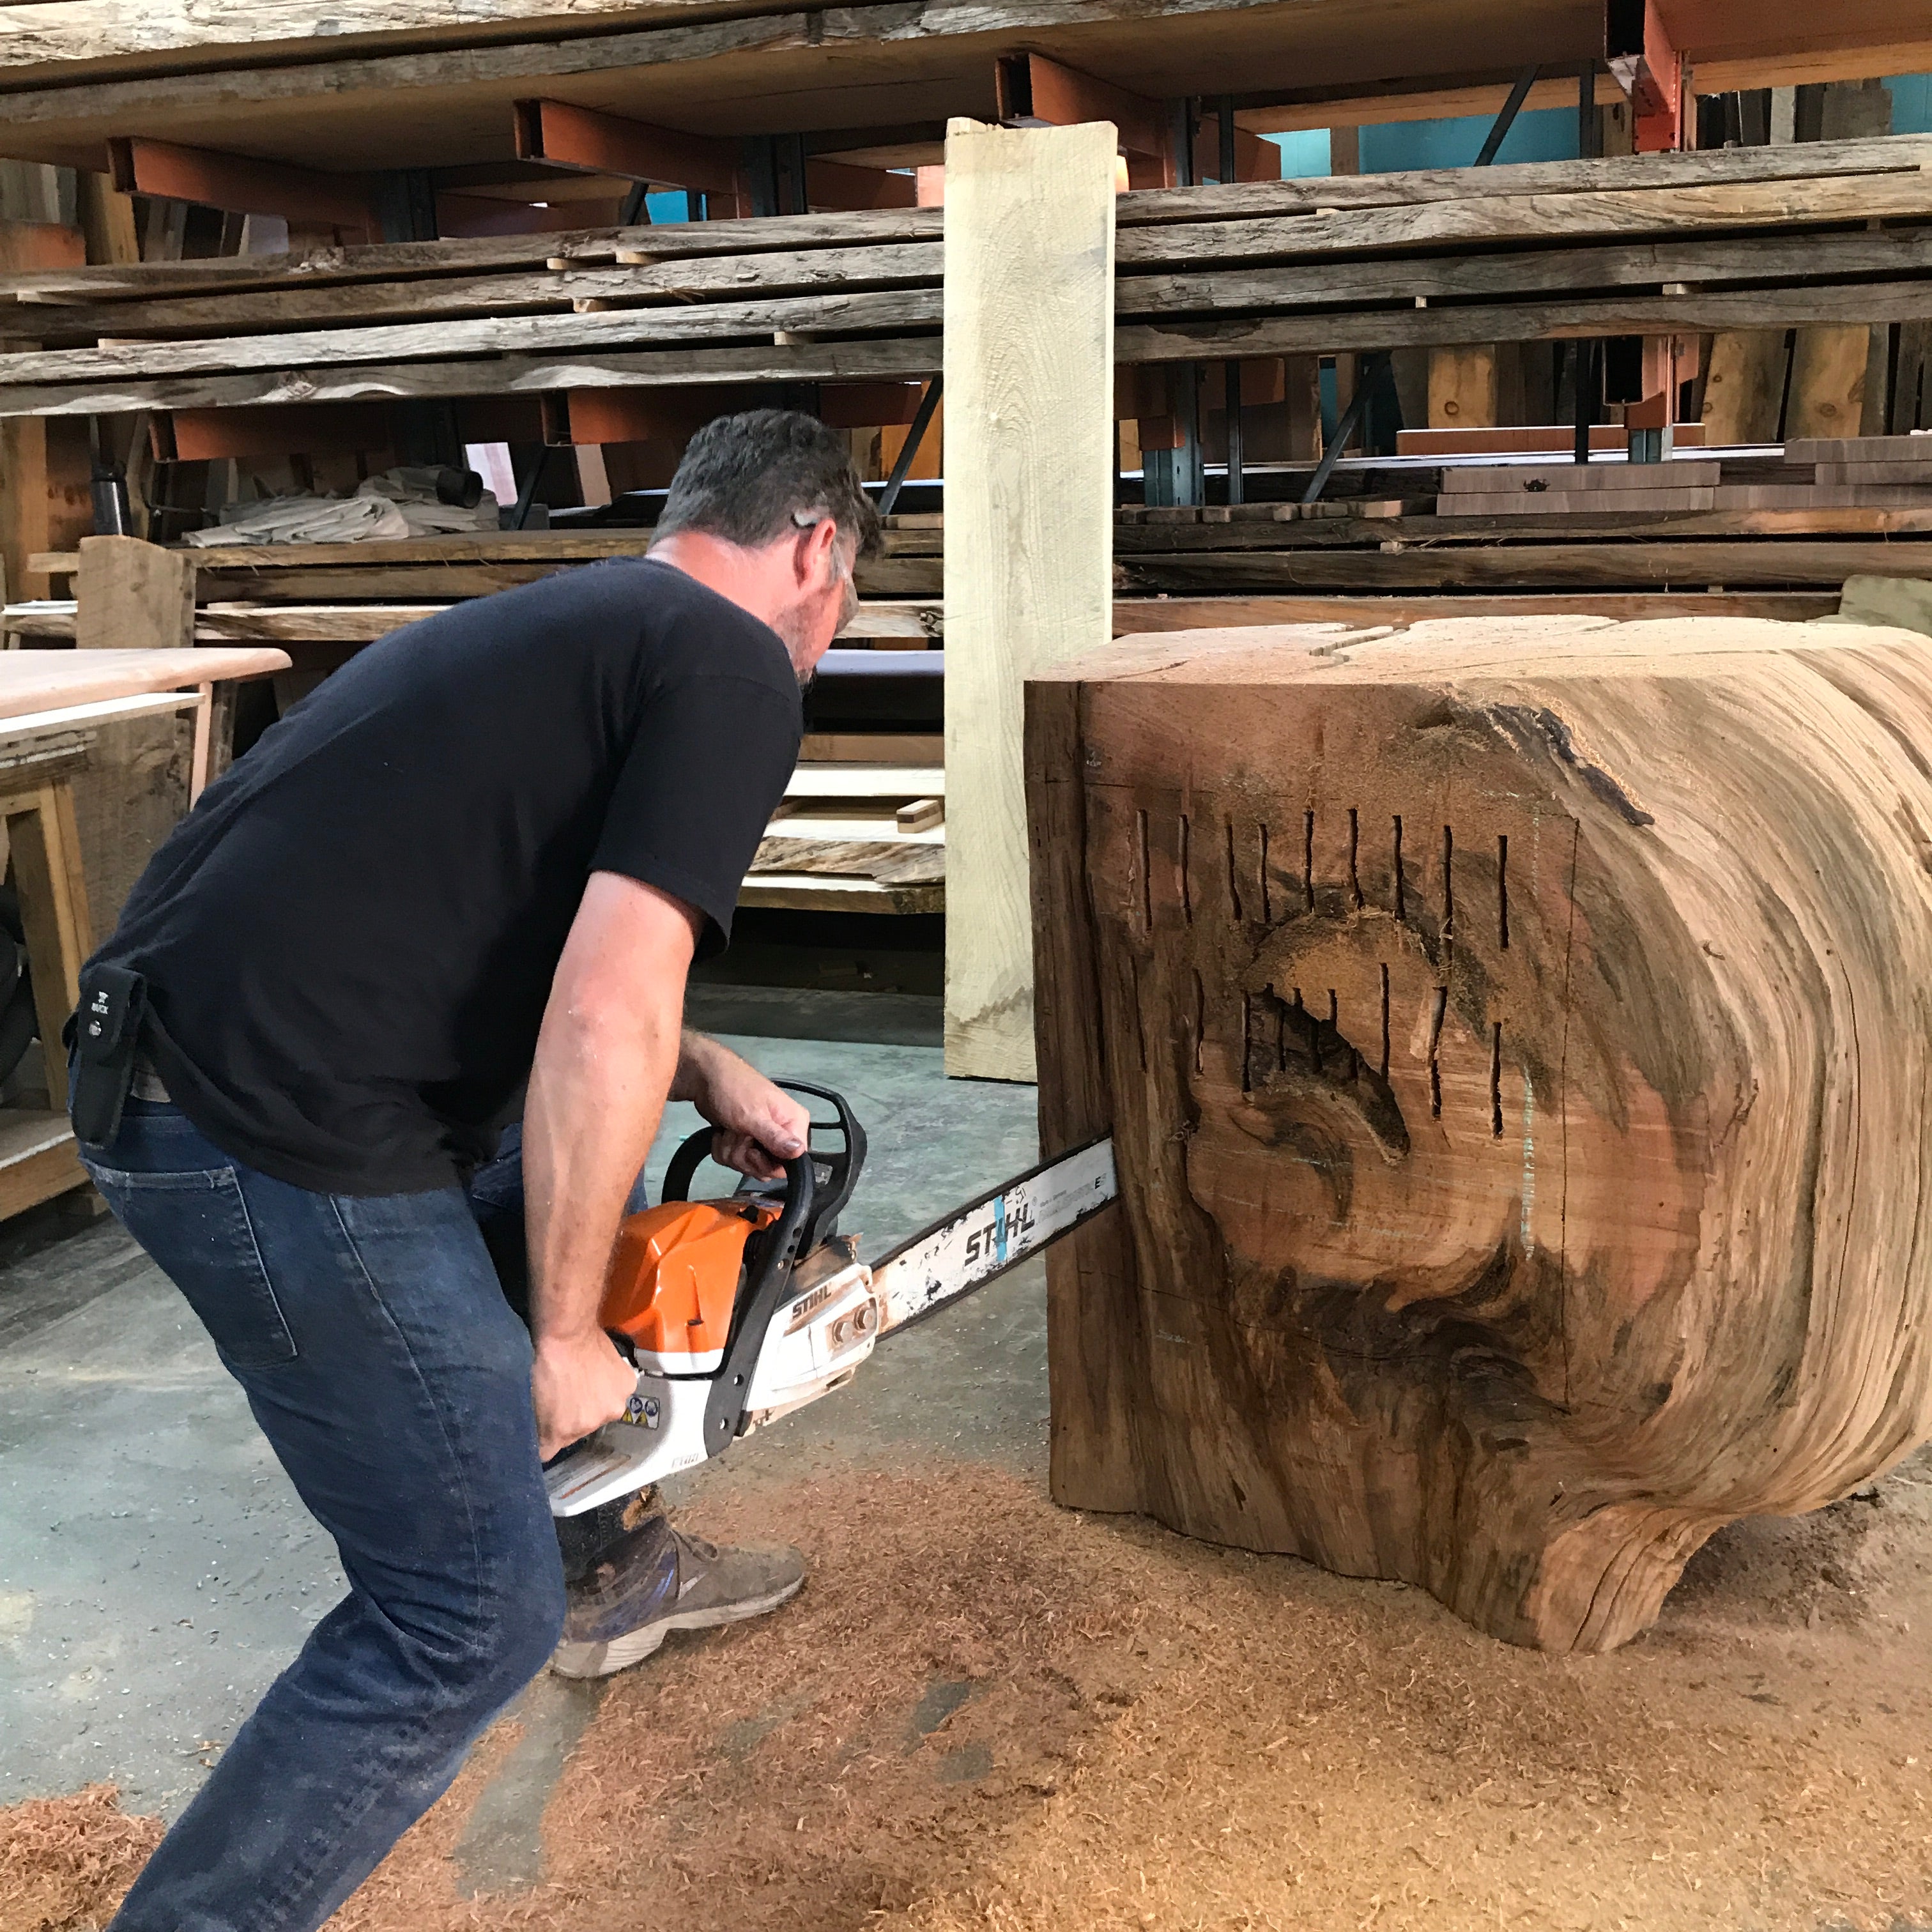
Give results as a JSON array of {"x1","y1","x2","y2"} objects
[
  {"x1": 523, "y1": 871, "x2": 700, "y2": 1458},
  {"x1": 672, "y1": 1031, "x2": 810, "y2": 1181}
]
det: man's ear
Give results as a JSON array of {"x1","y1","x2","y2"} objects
[{"x1": 797, "y1": 516, "x2": 838, "y2": 586}]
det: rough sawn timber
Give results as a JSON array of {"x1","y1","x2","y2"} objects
[{"x1": 1029, "y1": 615, "x2": 1932, "y2": 1653}]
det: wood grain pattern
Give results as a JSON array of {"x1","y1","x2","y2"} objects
[
  {"x1": 0, "y1": 647, "x2": 288, "y2": 719},
  {"x1": 1116, "y1": 137, "x2": 1931, "y2": 224},
  {"x1": 1113, "y1": 172, "x2": 1932, "y2": 270},
  {"x1": 15, "y1": 241, "x2": 944, "y2": 339},
  {"x1": 1029, "y1": 615, "x2": 1932, "y2": 1652},
  {"x1": 0, "y1": 331, "x2": 942, "y2": 418},
  {"x1": 0, "y1": 285, "x2": 939, "y2": 385},
  {"x1": 1113, "y1": 281, "x2": 1932, "y2": 367},
  {"x1": 942, "y1": 117, "x2": 1116, "y2": 1083}
]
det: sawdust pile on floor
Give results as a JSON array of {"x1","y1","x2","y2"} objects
[
  {"x1": 15, "y1": 1455, "x2": 1932, "y2": 1932},
  {"x1": 0, "y1": 1783, "x2": 162, "y2": 1932}
]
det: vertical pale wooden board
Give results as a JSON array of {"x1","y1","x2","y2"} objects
[
  {"x1": 73, "y1": 535, "x2": 198, "y2": 935},
  {"x1": 1702, "y1": 330, "x2": 1788, "y2": 444},
  {"x1": 1788, "y1": 325, "x2": 1874, "y2": 441},
  {"x1": 7, "y1": 783, "x2": 94, "y2": 1112},
  {"x1": 1429, "y1": 345, "x2": 1499, "y2": 429},
  {"x1": 75, "y1": 535, "x2": 195, "y2": 651},
  {"x1": 942, "y1": 117, "x2": 1116, "y2": 1082}
]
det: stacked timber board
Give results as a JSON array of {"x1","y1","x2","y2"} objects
[
  {"x1": 0, "y1": 208, "x2": 943, "y2": 415},
  {"x1": 1438, "y1": 436, "x2": 1932, "y2": 515},
  {"x1": 749, "y1": 739, "x2": 945, "y2": 916},
  {"x1": 1110, "y1": 135, "x2": 1932, "y2": 369},
  {"x1": 4, "y1": 137, "x2": 1932, "y2": 418}
]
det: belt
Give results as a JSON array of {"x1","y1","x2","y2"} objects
[{"x1": 132, "y1": 1054, "x2": 171, "y2": 1103}]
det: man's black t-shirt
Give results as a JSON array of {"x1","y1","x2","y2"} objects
[{"x1": 95, "y1": 558, "x2": 801, "y2": 1196}]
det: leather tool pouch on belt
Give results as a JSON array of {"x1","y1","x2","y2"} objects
[{"x1": 65, "y1": 964, "x2": 148, "y2": 1151}]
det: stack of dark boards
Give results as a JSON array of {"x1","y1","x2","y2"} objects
[{"x1": 1438, "y1": 438, "x2": 1932, "y2": 516}]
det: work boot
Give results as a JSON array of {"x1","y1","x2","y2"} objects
[{"x1": 550, "y1": 1516, "x2": 805, "y2": 1680}]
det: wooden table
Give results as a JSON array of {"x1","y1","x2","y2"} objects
[{"x1": 0, "y1": 647, "x2": 289, "y2": 1219}]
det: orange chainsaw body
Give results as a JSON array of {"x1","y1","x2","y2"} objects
[{"x1": 599, "y1": 1197, "x2": 779, "y2": 1370}]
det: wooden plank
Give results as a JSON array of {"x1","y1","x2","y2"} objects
[
  {"x1": 1108, "y1": 540, "x2": 1932, "y2": 592},
  {"x1": 17, "y1": 242, "x2": 944, "y2": 339},
  {"x1": 0, "y1": 285, "x2": 940, "y2": 386},
  {"x1": 1786, "y1": 436, "x2": 1932, "y2": 463},
  {"x1": 0, "y1": 1, "x2": 1908, "y2": 171},
  {"x1": 1116, "y1": 229, "x2": 1932, "y2": 321},
  {"x1": 786, "y1": 763, "x2": 944, "y2": 799},
  {"x1": 801, "y1": 732, "x2": 944, "y2": 763},
  {"x1": 1111, "y1": 507, "x2": 1932, "y2": 548},
  {"x1": 0, "y1": 207, "x2": 945, "y2": 302},
  {"x1": 749, "y1": 834, "x2": 943, "y2": 885},
  {"x1": 1110, "y1": 280, "x2": 1932, "y2": 368},
  {"x1": 1439, "y1": 461, "x2": 1724, "y2": 492},
  {"x1": 0, "y1": 1110, "x2": 87, "y2": 1219},
  {"x1": 944, "y1": 117, "x2": 1116, "y2": 1082},
  {"x1": 737, "y1": 873, "x2": 943, "y2": 916},
  {"x1": 1440, "y1": 487, "x2": 1719, "y2": 516},
  {"x1": 0, "y1": 647, "x2": 288, "y2": 719},
  {"x1": 1427, "y1": 346, "x2": 1497, "y2": 431},
  {"x1": 1398, "y1": 424, "x2": 1665, "y2": 456},
  {"x1": 896, "y1": 797, "x2": 944, "y2": 832},
  {"x1": 1787, "y1": 325, "x2": 1874, "y2": 441},
  {"x1": 74, "y1": 535, "x2": 195, "y2": 651},
  {"x1": 1114, "y1": 172, "x2": 1932, "y2": 269},
  {"x1": 1116, "y1": 135, "x2": 1932, "y2": 224},
  {"x1": 4, "y1": 781, "x2": 91, "y2": 1111},
  {"x1": 1109, "y1": 592, "x2": 1840, "y2": 626},
  {"x1": 1700, "y1": 330, "x2": 1789, "y2": 446},
  {"x1": 1816, "y1": 461, "x2": 1932, "y2": 483},
  {"x1": 0, "y1": 330, "x2": 942, "y2": 418}
]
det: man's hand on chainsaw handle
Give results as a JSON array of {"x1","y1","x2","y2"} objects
[
  {"x1": 674, "y1": 1032, "x2": 809, "y2": 1183},
  {"x1": 523, "y1": 871, "x2": 702, "y2": 1459}
]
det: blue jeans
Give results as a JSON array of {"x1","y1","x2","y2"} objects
[{"x1": 79, "y1": 1103, "x2": 614, "y2": 1932}]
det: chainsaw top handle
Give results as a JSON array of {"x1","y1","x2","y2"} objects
[{"x1": 659, "y1": 1079, "x2": 866, "y2": 1254}]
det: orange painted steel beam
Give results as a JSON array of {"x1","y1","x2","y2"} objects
[
  {"x1": 514, "y1": 98, "x2": 748, "y2": 211},
  {"x1": 107, "y1": 137, "x2": 378, "y2": 236}
]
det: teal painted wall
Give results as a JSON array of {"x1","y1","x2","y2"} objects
[{"x1": 1889, "y1": 74, "x2": 1932, "y2": 135}]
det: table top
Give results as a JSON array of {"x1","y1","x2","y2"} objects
[{"x1": 0, "y1": 647, "x2": 291, "y2": 721}]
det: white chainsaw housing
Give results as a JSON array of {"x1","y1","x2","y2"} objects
[{"x1": 545, "y1": 1254, "x2": 878, "y2": 1516}]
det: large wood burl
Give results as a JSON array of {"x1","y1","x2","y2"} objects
[{"x1": 1027, "y1": 617, "x2": 1932, "y2": 1652}]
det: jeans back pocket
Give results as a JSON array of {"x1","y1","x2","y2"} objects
[{"x1": 84, "y1": 1162, "x2": 298, "y2": 1367}]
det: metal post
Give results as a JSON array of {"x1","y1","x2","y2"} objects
[
  {"x1": 1218, "y1": 96, "x2": 1244, "y2": 506},
  {"x1": 1169, "y1": 97, "x2": 1203, "y2": 508},
  {"x1": 376, "y1": 170, "x2": 460, "y2": 467},
  {"x1": 1573, "y1": 338, "x2": 1597, "y2": 465},
  {"x1": 1475, "y1": 65, "x2": 1540, "y2": 167},
  {"x1": 1301, "y1": 351, "x2": 1388, "y2": 505},
  {"x1": 744, "y1": 137, "x2": 781, "y2": 218},
  {"x1": 1579, "y1": 58, "x2": 1602, "y2": 159},
  {"x1": 878, "y1": 376, "x2": 942, "y2": 518}
]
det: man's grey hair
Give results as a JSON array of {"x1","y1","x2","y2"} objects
[{"x1": 654, "y1": 409, "x2": 883, "y2": 558}]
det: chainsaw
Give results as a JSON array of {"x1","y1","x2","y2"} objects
[{"x1": 544, "y1": 1080, "x2": 1116, "y2": 1520}]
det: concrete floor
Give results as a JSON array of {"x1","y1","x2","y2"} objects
[{"x1": 0, "y1": 990, "x2": 1045, "y2": 1828}]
